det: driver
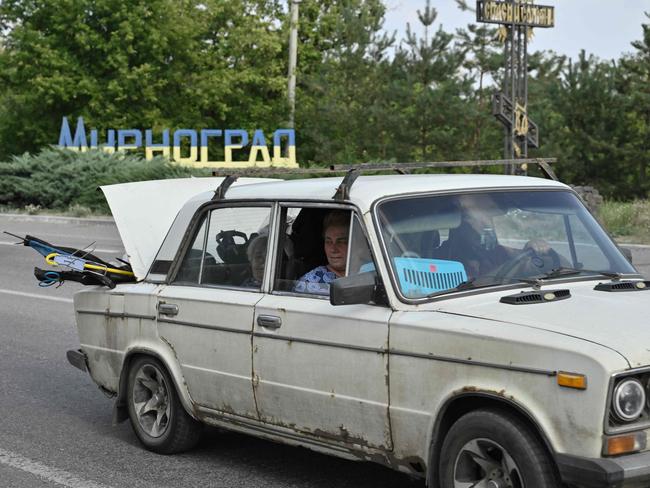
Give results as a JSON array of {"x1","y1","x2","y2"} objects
[
  {"x1": 293, "y1": 211, "x2": 350, "y2": 295},
  {"x1": 434, "y1": 194, "x2": 558, "y2": 280},
  {"x1": 435, "y1": 213, "x2": 512, "y2": 279}
]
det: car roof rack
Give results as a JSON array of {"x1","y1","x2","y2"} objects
[
  {"x1": 333, "y1": 169, "x2": 361, "y2": 201},
  {"x1": 212, "y1": 174, "x2": 239, "y2": 200},
  {"x1": 210, "y1": 157, "x2": 558, "y2": 200},
  {"x1": 212, "y1": 157, "x2": 557, "y2": 177}
]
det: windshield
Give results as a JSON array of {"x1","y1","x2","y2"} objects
[{"x1": 376, "y1": 190, "x2": 636, "y2": 299}]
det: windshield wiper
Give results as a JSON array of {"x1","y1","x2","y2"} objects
[
  {"x1": 424, "y1": 278, "x2": 481, "y2": 298},
  {"x1": 517, "y1": 267, "x2": 622, "y2": 287},
  {"x1": 455, "y1": 278, "x2": 478, "y2": 290}
]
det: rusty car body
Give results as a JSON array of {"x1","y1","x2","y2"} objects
[{"x1": 69, "y1": 174, "x2": 650, "y2": 487}]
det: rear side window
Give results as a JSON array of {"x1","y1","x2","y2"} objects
[{"x1": 175, "y1": 206, "x2": 272, "y2": 289}]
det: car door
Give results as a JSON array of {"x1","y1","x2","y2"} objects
[
  {"x1": 156, "y1": 203, "x2": 273, "y2": 419},
  {"x1": 252, "y1": 205, "x2": 393, "y2": 450}
]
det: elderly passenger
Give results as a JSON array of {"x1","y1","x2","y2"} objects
[
  {"x1": 241, "y1": 234, "x2": 268, "y2": 288},
  {"x1": 293, "y1": 211, "x2": 350, "y2": 294}
]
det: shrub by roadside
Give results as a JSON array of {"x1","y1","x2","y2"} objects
[
  {"x1": 0, "y1": 147, "x2": 210, "y2": 212},
  {"x1": 600, "y1": 200, "x2": 650, "y2": 244}
]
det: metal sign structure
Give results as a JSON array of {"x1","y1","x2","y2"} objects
[
  {"x1": 477, "y1": 0, "x2": 555, "y2": 173},
  {"x1": 477, "y1": 0, "x2": 554, "y2": 28}
]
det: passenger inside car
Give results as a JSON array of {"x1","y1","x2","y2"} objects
[
  {"x1": 241, "y1": 234, "x2": 268, "y2": 288},
  {"x1": 293, "y1": 210, "x2": 350, "y2": 295}
]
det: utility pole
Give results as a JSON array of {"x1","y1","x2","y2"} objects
[{"x1": 287, "y1": 0, "x2": 300, "y2": 130}]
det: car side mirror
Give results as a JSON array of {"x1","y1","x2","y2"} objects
[
  {"x1": 330, "y1": 271, "x2": 388, "y2": 306},
  {"x1": 620, "y1": 247, "x2": 633, "y2": 265}
]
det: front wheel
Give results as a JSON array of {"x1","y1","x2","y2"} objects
[
  {"x1": 439, "y1": 408, "x2": 558, "y2": 488},
  {"x1": 126, "y1": 356, "x2": 202, "y2": 454}
]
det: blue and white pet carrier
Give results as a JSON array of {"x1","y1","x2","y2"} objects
[{"x1": 392, "y1": 257, "x2": 468, "y2": 298}]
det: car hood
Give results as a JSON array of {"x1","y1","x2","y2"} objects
[
  {"x1": 101, "y1": 177, "x2": 273, "y2": 280},
  {"x1": 430, "y1": 280, "x2": 650, "y2": 368}
]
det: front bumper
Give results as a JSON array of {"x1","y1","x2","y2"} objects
[{"x1": 557, "y1": 451, "x2": 650, "y2": 488}]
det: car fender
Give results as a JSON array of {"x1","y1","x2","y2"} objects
[{"x1": 113, "y1": 338, "x2": 198, "y2": 423}]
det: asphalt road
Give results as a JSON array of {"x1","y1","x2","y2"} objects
[{"x1": 0, "y1": 214, "x2": 648, "y2": 488}]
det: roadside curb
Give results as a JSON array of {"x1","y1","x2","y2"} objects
[
  {"x1": 619, "y1": 243, "x2": 650, "y2": 250},
  {"x1": 0, "y1": 213, "x2": 114, "y2": 226}
]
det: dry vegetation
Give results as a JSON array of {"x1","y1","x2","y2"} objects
[{"x1": 600, "y1": 200, "x2": 650, "y2": 244}]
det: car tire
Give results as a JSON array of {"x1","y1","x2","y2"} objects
[
  {"x1": 126, "y1": 356, "x2": 202, "y2": 454},
  {"x1": 439, "y1": 408, "x2": 558, "y2": 488}
]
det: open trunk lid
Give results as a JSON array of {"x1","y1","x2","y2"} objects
[{"x1": 100, "y1": 177, "x2": 273, "y2": 280}]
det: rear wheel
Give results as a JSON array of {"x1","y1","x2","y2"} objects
[
  {"x1": 126, "y1": 356, "x2": 202, "y2": 454},
  {"x1": 439, "y1": 408, "x2": 558, "y2": 488}
]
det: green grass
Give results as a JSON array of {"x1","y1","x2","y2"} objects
[{"x1": 600, "y1": 200, "x2": 650, "y2": 244}]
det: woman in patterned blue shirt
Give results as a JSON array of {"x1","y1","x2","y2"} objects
[{"x1": 293, "y1": 211, "x2": 349, "y2": 295}]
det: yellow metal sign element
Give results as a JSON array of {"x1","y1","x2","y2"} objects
[
  {"x1": 514, "y1": 102, "x2": 529, "y2": 136},
  {"x1": 496, "y1": 26, "x2": 508, "y2": 43}
]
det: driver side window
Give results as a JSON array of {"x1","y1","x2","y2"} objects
[{"x1": 175, "y1": 206, "x2": 272, "y2": 289}]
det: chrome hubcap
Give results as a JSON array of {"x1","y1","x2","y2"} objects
[
  {"x1": 132, "y1": 364, "x2": 171, "y2": 438},
  {"x1": 453, "y1": 438, "x2": 523, "y2": 488}
]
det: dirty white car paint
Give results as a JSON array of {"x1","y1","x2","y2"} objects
[{"x1": 70, "y1": 175, "x2": 650, "y2": 488}]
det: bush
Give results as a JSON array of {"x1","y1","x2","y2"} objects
[
  {"x1": 66, "y1": 203, "x2": 93, "y2": 218},
  {"x1": 600, "y1": 200, "x2": 650, "y2": 242},
  {"x1": 23, "y1": 203, "x2": 41, "y2": 215},
  {"x1": 0, "y1": 147, "x2": 211, "y2": 211}
]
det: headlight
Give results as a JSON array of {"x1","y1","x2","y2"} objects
[{"x1": 613, "y1": 379, "x2": 646, "y2": 421}]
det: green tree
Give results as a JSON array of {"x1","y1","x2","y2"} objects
[
  {"x1": 0, "y1": 0, "x2": 286, "y2": 159},
  {"x1": 543, "y1": 52, "x2": 633, "y2": 196},
  {"x1": 392, "y1": 0, "x2": 469, "y2": 161},
  {"x1": 294, "y1": 0, "x2": 395, "y2": 165},
  {"x1": 526, "y1": 50, "x2": 567, "y2": 172},
  {"x1": 455, "y1": 23, "x2": 503, "y2": 158},
  {"x1": 618, "y1": 12, "x2": 650, "y2": 197}
]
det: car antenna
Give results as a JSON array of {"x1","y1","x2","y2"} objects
[
  {"x1": 212, "y1": 175, "x2": 239, "y2": 200},
  {"x1": 333, "y1": 168, "x2": 360, "y2": 201}
]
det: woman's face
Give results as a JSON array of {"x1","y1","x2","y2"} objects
[
  {"x1": 250, "y1": 246, "x2": 266, "y2": 281},
  {"x1": 324, "y1": 225, "x2": 349, "y2": 276}
]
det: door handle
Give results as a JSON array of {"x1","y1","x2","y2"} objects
[
  {"x1": 158, "y1": 302, "x2": 179, "y2": 316},
  {"x1": 257, "y1": 314, "x2": 282, "y2": 329}
]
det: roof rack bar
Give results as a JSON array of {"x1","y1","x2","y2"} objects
[
  {"x1": 333, "y1": 169, "x2": 360, "y2": 201},
  {"x1": 536, "y1": 159, "x2": 558, "y2": 181},
  {"x1": 212, "y1": 175, "x2": 239, "y2": 200},
  {"x1": 210, "y1": 158, "x2": 557, "y2": 178}
]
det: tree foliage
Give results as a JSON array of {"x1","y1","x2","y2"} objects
[{"x1": 0, "y1": 0, "x2": 286, "y2": 157}]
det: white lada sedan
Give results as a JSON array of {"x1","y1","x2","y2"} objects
[{"x1": 68, "y1": 174, "x2": 650, "y2": 488}]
